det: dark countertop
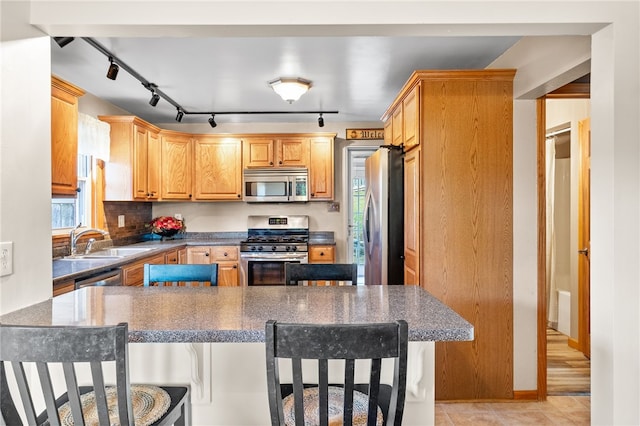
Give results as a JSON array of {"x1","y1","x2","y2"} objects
[
  {"x1": 52, "y1": 239, "x2": 244, "y2": 284},
  {"x1": 53, "y1": 232, "x2": 336, "y2": 284},
  {"x1": 0, "y1": 285, "x2": 473, "y2": 343}
]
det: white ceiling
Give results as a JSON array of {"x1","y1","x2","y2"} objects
[{"x1": 50, "y1": 36, "x2": 520, "y2": 126}]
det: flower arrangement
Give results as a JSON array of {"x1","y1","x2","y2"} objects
[{"x1": 147, "y1": 216, "x2": 185, "y2": 238}]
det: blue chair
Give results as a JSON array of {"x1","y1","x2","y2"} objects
[{"x1": 143, "y1": 263, "x2": 218, "y2": 287}]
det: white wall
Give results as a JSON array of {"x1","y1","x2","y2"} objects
[
  {"x1": 0, "y1": 3, "x2": 52, "y2": 314},
  {"x1": 2, "y1": 2, "x2": 639, "y2": 424}
]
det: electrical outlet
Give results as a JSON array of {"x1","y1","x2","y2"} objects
[
  {"x1": 0, "y1": 242, "x2": 13, "y2": 276},
  {"x1": 118, "y1": 215, "x2": 125, "y2": 227},
  {"x1": 327, "y1": 202, "x2": 340, "y2": 212},
  {"x1": 174, "y1": 213, "x2": 183, "y2": 220}
]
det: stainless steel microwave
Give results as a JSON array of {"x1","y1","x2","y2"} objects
[{"x1": 243, "y1": 168, "x2": 309, "y2": 202}]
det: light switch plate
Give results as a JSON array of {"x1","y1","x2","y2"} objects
[
  {"x1": 118, "y1": 215, "x2": 125, "y2": 227},
  {"x1": 0, "y1": 242, "x2": 13, "y2": 276},
  {"x1": 327, "y1": 202, "x2": 340, "y2": 212}
]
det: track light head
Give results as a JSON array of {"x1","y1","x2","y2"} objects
[
  {"x1": 318, "y1": 113, "x2": 324, "y2": 128},
  {"x1": 149, "y1": 92, "x2": 160, "y2": 107},
  {"x1": 53, "y1": 37, "x2": 75, "y2": 48},
  {"x1": 176, "y1": 109, "x2": 184, "y2": 122},
  {"x1": 208, "y1": 115, "x2": 217, "y2": 128},
  {"x1": 106, "y1": 57, "x2": 119, "y2": 80}
]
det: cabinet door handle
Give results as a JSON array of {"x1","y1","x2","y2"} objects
[
  {"x1": 223, "y1": 252, "x2": 228, "y2": 257},
  {"x1": 233, "y1": 265, "x2": 237, "y2": 269},
  {"x1": 205, "y1": 253, "x2": 209, "y2": 257},
  {"x1": 279, "y1": 160, "x2": 282, "y2": 165},
  {"x1": 320, "y1": 252, "x2": 324, "y2": 256}
]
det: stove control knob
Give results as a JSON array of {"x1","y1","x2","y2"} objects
[
  {"x1": 257, "y1": 246, "x2": 263, "y2": 251},
  {"x1": 285, "y1": 246, "x2": 291, "y2": 251},
  {"x1": 272, "y1": 246, "x2": 277, "y2": 251},
  {"x1": 291, "y1": 246, "x2": 297, "y2": 252}
]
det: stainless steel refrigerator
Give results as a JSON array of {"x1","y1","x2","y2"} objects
[{"x1": 363, "y1": 146, "x2": 404, "y2": 285}]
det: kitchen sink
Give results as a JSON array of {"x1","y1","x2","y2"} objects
[
  {"x1": 59, "y1": 247, "x2": 154, "y2": 260},
  {"x1": 91, "y1": 247, "x2": 154, "y2": 256},
  {"x1": 59, "y1": 255, "x2": 124, "y2": 261}
]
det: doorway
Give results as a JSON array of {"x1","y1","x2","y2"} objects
[
  {"x1": 539, "y1": 93, "x2": 591, "y2": 398},
  {"x1": 345, "y1": 146, "x2": 377, "y2": 284}
]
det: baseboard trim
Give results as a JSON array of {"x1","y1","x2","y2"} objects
[
  {"x1": 568, "y1": 338, "x2": 580, "y2": 350},
  {"x1": 513, "y1": 390, "x2": 539, "y2": 400},
  {"x1": 436, "y1": 391, "x2": 540, "y2": 403}
]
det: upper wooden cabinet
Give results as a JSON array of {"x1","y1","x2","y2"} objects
[
  {"x1": 243, "y1": 137, "x2": 309, "y2": 168},
  {"x1": 51, "y1": 76, "x2": 85, "y2": 197},
  {"x1": 160, "y1": 130, "x2": 193, "y2": 200},
  {"x1": 308, "y1": 136, "x2": 334, "y2": 200},
  {"x1": 382, "y1": 82, "x2": 420, "y2": 150},
  {"x1": 384, "y1": 69, "x2": 516, "y2": 401},
  {"x1": 98, "y1": 115, "x2": 161, "y2": 200},
  {"x1": 193, "y1": 136, "x2": 243, "y2": 201}
]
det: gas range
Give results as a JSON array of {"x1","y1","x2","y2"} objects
[{"x1": 240, "y1": 215, "x2": 309, "y2": 254}]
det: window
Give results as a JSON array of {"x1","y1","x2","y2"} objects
[{"x1": 52, "y1": 154, "x2": 93, "y2": 229}]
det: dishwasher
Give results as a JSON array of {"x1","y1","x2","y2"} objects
[{"x1": 75, "y1": 269, "x2": 122, "y2": 289}]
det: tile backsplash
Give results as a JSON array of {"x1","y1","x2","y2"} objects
[{"x1": 52, "y1": 201, "x2": 153, "y2": 258}]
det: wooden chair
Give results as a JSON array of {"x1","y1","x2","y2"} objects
[
  {"x1": 265, "y1": 320, "x2": 408, "y2": 426},
  {"x1": 143, "y1": 263, "x2": 218, "y2": 287},
  {"x1": 0, "y1": 322, "x2": 190, "y2": 426},
  {"x1": 284, "y1": 263, "x2": 358, "y2": 286}
]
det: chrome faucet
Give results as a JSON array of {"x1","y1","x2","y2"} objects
[{"x1": 70, "y1": 223, "x2": 109, "y2": 256}]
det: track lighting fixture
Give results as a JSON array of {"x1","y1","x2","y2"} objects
[
  {"x1": 53, "y1": 37, "x2": 75, "y2": 48},
  {"x1": 80, "y1": 38, "x2": 339, "y2": 125},
  {"x1": 149, "y1": 91, "x2": 160, "y2": 107},
  {"x1": 106, "y1": 57, "x2": 119, "y2": 80}
]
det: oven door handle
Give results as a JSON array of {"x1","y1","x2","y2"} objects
[{"x1": 241, "y1": 253, "x2": 308, "y2": 261}]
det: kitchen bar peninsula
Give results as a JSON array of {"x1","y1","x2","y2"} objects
[{"x1": 1, "y1": 286, "x2": 473, "y2": 425}]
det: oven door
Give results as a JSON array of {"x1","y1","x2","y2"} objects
[{"x1": 240, "y1": 252, "x2": 308, "y2": 286}]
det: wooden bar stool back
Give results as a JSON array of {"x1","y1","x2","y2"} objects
[
  {"x1": 265, "y1": 320, "x2": 408, "y2": 426},
  {"x1": 284, "y1": 263, "x2": 358, "y2": 286},
  {"x1": 0, "y1": 322, "x2": 190, "y2": 426}
]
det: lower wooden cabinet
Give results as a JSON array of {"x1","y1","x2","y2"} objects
[
  {"x1": 53, "y1": 279, "x2": 75, "y2": 297},
  {"x1": 164, "y1": 249, "x2": 179, "y2": 264},
  {"x1": 121, "y1": 253, "x2": 165, "y2": 286},
  {"x1": 309, "y1": 245, "x2": 335, "y2": 263},
  {"x1": 309, "y1": 245, "x2": 336, "y2": 286},
  {"x1": 186, "y1": 246, "x2": 239, "y2": 286}
]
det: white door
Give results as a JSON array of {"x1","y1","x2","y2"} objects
[{"x1": 345, "y1": 147, "x2": 377, "y2": 284}]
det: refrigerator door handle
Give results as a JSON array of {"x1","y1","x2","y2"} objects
[{"x1": 363, "y1": 190, "x2": 374, "y2": 256}]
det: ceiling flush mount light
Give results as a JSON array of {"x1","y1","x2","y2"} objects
[
  {"x1": 318, "y1": 113, "x2": 324, "y2": 128},
  {"x1": 106, "y1": 57, "x2": 119, "y2": 80},
  {"x1": 208, "y1": 114, "x2": 217, "y2": 128},
  {"x1": 269, "y1": 77, "x2": 312, "y2": 104}
]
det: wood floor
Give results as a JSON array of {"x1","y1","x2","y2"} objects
[
  {"x1": 547, "y1": 328, "x2": 591, "y2": 395},
  {"x1": 434, "y1": 329, "x2": 591, "y2": 425}
]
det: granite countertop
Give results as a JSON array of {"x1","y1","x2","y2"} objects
[{"x1": 0, "y1": 286, "x2": 473, "y2": 343}]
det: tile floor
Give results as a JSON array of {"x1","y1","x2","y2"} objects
[{"x1": 435, "y1": 395, "x2": 590, "y2": 425}]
